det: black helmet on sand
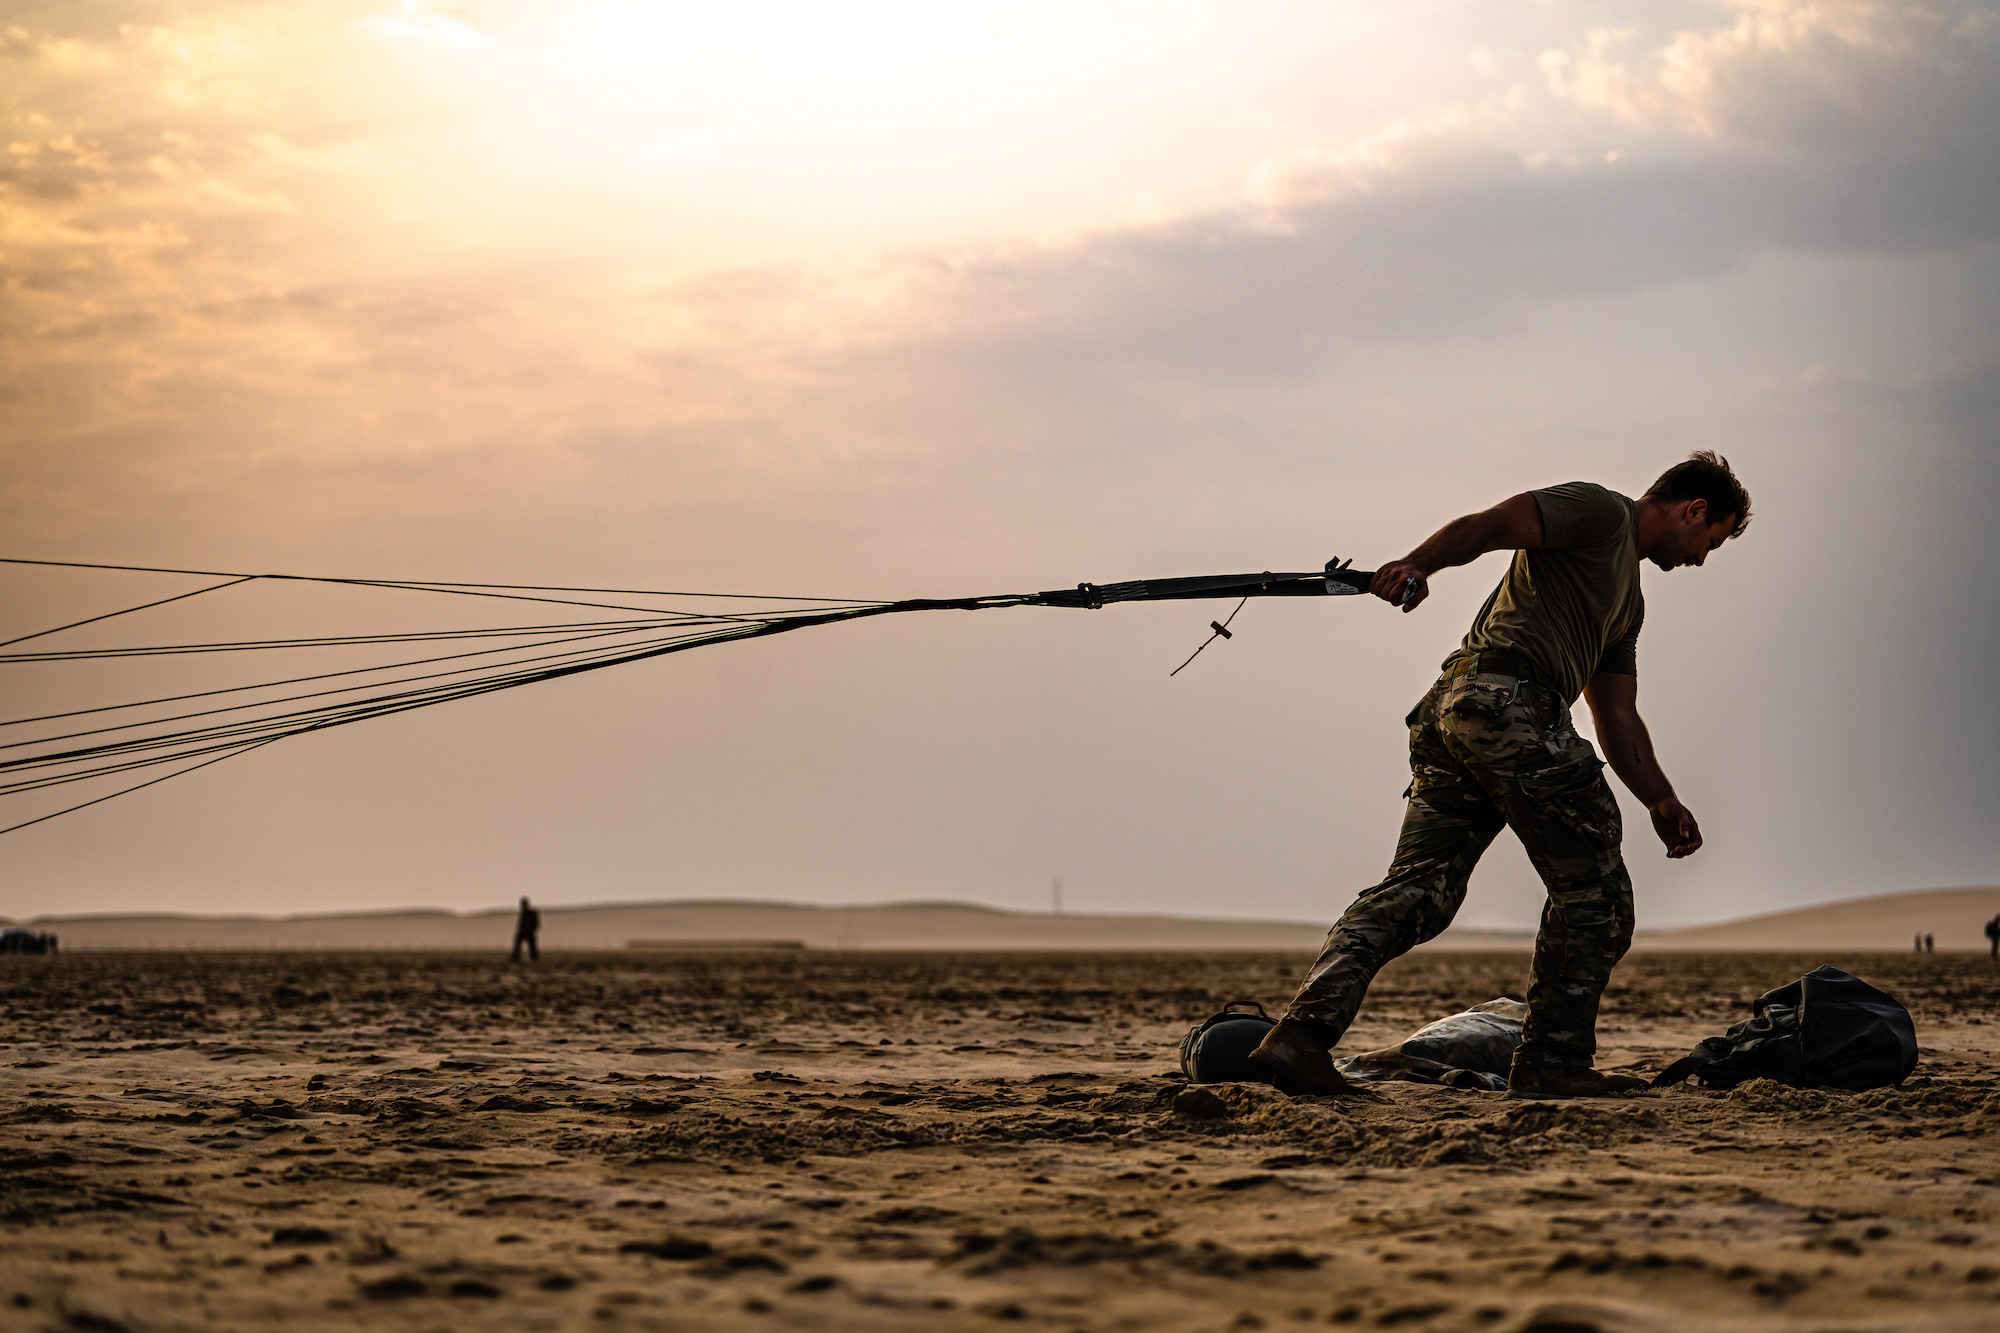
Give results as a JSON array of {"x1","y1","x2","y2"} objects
[{"x1": 1178, "y1": 1000, "x2": 1277, "y2": 1084}]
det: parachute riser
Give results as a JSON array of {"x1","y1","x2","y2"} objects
[{"x1": 1033, "y1": 557, "x2": 1373, "y2": 609}]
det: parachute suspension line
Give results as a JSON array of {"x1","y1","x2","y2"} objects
[
  {"x1": 0, "y1": 575, "x2": 258, "y2": 651},
  {"x1": 0, "y1": 617, "x2": 679, "y2": 663},
  {"x1": 1168, "y1": 596, "x2": 1249, "y2": 678},
  {"x1": 0, "y1": 590, "x2": 1032, "y2": 809},
  {"x1": 0, "y1": 556, "x2": 888, "y2": 606},
  {"x1": 0, "y1": 620, "x2": 689, "y2": 747},
  {"x1": 0, "y1": 737, "x2": 285, "y2": 838},
  {"x1": 0, "y1": 557, "x2": 1373, "y2": 834}
]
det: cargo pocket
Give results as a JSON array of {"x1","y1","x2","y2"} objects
[
  {"x1": 1514, "y1": 756, "x2": 1621, "y2": 861},
  {"x1": 1517, "y1": 756, "x2": 1607, "y2": 802}
]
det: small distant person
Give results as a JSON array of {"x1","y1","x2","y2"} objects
[
  {"x1": 1915, "y1": 934, "x2": 1924, "y2": 954},
  {"x1": 1984, "y1": 914, "x2": 1998, "y2": 962},
  {"x1": 511, "y1": 896, "x2": 541, "y2": 963},
  {"x1": 1248, "y1": 453, "x2": 1750, "y2": 1100},
  {"x1": 1925, "y1": 932, "x2": 1935, "y2": 956}
]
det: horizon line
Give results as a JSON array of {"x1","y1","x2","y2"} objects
[{"x1": 8, "y1": 882, "x2": 1996, "y2": 936}]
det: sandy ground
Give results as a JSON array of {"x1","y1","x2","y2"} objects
[{"x1": 3, "y1": 949, "x2": 1997, "y2": 1333}]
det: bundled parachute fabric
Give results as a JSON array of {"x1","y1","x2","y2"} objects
[
  {"x1": 1176, "y1": 997, "x2": 1532, "y2": 1089},
  {"x1": 1335, "y1": 998, "x2": 1527, "y2": 1091},
  {"x1": 1178, "y1": 1001, "x2": 1277, "y2": 1083},
  {"x1": 1651, "y1": 964, "x2": 1918, "y2": 1092}
]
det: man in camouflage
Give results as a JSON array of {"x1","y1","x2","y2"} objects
[{"x1": 1249, "y1": 452, "x2": 1752, "y2": 1100}]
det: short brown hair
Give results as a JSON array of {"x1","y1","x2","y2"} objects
[{"x1": 1645, "y1": 450, "x2": 1751, "y2": 538}]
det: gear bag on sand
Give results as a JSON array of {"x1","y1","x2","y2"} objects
[{"x1": 1652, "y1": 964, "x2": 1918, "y2": 1092}]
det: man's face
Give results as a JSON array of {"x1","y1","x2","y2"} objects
[{"x1": 1649, "y1": 499, "x2": 1738, "y2": 572}]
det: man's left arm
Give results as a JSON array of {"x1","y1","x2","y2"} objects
[{"x1": 1582, "y1": 671, "x2": 1702, "y2": 859}]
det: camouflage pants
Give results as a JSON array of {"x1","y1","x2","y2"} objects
[{"x1": 1287, "y1": 664, "x2": 1635, "y2": 1070}]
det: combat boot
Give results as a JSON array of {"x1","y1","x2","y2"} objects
[
  {"x1": 1505, "y1": 1065, "x2": 1649, "y2": 1100},
  {"x1": 1245, "y1": 1019, "x2": 1355, "y2": 1097}
]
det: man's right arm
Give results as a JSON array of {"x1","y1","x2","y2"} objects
[
  {"x1": 1369, "y1": 492, "x2": 1544, "y2": 612},
  {"x1": 1584, "y1": 670, "x2": 1702, "y2": 859}
]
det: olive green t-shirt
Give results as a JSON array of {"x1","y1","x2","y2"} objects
[{"x1": 1446, "y1": 481, "x2": 1643, "y2": 704}]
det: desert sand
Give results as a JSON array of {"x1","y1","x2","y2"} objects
[{"x1": 3, "y1": 946, "x2": 1997, "y2": 1333}]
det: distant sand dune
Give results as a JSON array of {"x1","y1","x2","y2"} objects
[
  {"x1": 7, "y1": 884, "x2": 1996, "y2": 952},
  {"x1": 1635, "y1": 884, "x2": 2000, "y2": 952},
  {"x1": 4, "y1": 899, "x2": 1464, "y2": 953}
]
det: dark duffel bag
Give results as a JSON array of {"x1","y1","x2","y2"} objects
[
  {"x1": 1178, "y1": 1000, "x2": 1277, "y2": 1084},
  {"x1": 1652, "y1": 964, "x2": 1918, "y2": 1091}
]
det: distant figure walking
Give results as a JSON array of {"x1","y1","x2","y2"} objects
[
  {"x1": 1925, "y1": 933, "x2": 1935, "y2": 956},
  {"x1": 1915, "y1": 934, "x2": 1924, "y2": 954},
  {"x1": 1985, "y1": 915, "x2": 1999, "y2": 962},
  {"x1": 511, "y1": 897, "x2": 541, "y2": 963}
]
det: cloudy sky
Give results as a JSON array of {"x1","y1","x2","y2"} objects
[{"x1": 3, "y1": 0, "x2": 1996, "y2": 929}]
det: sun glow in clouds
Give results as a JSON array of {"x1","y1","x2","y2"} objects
[{"x1": 56, "y1": 0, "x2": 1397, "y2": 284}]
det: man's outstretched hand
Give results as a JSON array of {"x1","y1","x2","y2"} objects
[
  {"x1": 1370, "y1": 560, "x2": 1430, "y2": 612},
  {"x1": 1649, "y1": 797, "x2": 1703, "y2": 858}
]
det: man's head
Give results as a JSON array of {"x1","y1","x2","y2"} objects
[{"x1": 1638, "y1": 450, "x2": 1750, "y2": 571}]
